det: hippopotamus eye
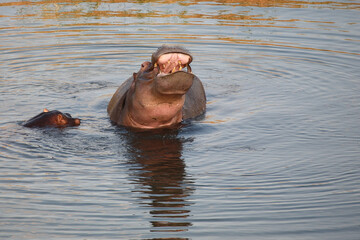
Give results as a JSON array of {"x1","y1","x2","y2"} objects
[
  {"x1": 64, "y1": 113, "x2": 72, "y2": 118},
  {"x1": 140, "y1": 61, "x2": 154, "y2": 71}
]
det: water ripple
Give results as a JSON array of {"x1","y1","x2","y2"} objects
[{"x1": 1, "y1": 0, "x2": 360, "y2": 239}]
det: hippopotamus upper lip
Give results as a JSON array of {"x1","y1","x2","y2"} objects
[
  {"x1": 151, "y1": 45, "x2": 193, "y2": 76},
  {"x1": 151, "y1": 45, "x2": 193, "y2": 64}
]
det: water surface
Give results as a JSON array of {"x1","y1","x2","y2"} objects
[{"x1": 1, "y1": 0, "x2": 359, "y2": 239}]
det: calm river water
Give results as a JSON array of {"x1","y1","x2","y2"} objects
[{"x1": 1, "y1": 0, "x2": 359, "y2": 239}]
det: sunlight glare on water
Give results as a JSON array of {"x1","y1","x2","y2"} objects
[{"x1": 0, "y1": 0, "x2": 360, "y2": 239}]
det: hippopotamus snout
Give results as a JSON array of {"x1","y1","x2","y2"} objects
[{"x1": 154, "y1": 71, "x2": 194, "y2": 95}]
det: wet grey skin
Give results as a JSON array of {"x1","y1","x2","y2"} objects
[{"x1": 107, "y1": 45, "x2": 206, "y2": 129}]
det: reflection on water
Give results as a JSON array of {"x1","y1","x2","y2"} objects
[
  {"x1": 3, "y1": 0, "x2": 359, "y2": 25},
  {"x1": 122, "y1": 129, "x2": 194, "y2": 235}
]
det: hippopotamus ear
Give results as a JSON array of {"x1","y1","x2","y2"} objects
[
  {"x1": 131, "y1": 72, "x2": 137, "y2": 88},
  {"x1": 56, "y1": 113, "x2": 66, "y2": 125},
  {"x1": 43, "y1": 108, "x2": 49, "y2": 112}
]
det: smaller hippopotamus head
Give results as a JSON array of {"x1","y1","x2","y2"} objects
[{"x1": 23, "y1": 108, "x2": 81, "y2": 128}]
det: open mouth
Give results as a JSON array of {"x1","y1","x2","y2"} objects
[{"x1": 154, "y1": 53, "x2": 192, "y2": 77}]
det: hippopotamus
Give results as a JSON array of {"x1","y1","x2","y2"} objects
[
  {"x1": 107, "y1": 45, "x2": 206, "y2": 129},
  {"x1": 23, "y1": 108, "x2": 81, "y2": 128}
]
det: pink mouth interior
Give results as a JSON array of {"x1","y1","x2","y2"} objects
[{"x1": 156, "y1": 53, "x2": 191, "y2": 75}]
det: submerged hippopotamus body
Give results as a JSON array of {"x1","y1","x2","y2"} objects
[
  {"x1": 24, "y1": 108, "x2": 81, "y2": 128},
  {"x1": 107, "y1": 45, "x2": 206, "y2": 129}
]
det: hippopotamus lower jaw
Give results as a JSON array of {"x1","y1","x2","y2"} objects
[
  {"x1": 65, "y1": 117, "x2": 81, "y2": 126},
  {"x1": 154, "y1": 71, "x2": 194, "y2": 95}
]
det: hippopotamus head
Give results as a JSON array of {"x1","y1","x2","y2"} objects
[
  {"x1": 23, "y1": 108, "x2": 81, "y2": 128},
  {"x1": 149, "y1": 45, "x2": 194, "y2": 95},
  {"x1": 107, "y1": 45, "x2": 206, "y2": 129}
]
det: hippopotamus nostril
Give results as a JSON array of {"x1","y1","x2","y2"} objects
[{"x1": 74, "y1": 118, "x2": 81, "y2": 126}]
